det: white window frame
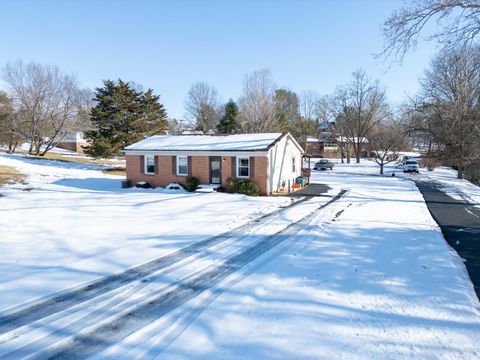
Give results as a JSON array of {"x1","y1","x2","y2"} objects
[
  {"x1": 292, "y1": 156, "x2": 296, "y2": 173},
  {"x1": 144, "y1": 155, "x2": 155, "y2": 174},
  {"x1": 176, "y1": 155, "x2": 188, "y2": 176},
  {"x1": 237, "y1": 157, "x2": 250, "y2": 178}
]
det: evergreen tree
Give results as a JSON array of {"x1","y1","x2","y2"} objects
[
  {"x1": 85, "y1": 80, "x2": 168, "y2": 158},
  {"x1": 274, "y1": 89, "x2": 300, "y2": 131},
  {"x1": 217, "y1": 99, "x2": 239, "y2": 134}
]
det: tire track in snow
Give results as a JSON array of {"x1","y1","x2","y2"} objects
[
  {"x1": 31, "y1": 190, "x2": 347, "y2": 360},
  {"x1": 0, "y1": 197, "x2": 311, "y2": 336}
]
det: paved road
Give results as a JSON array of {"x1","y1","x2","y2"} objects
[{"x1": 416, "y1": 180, "x2": 480, "y2": 299}]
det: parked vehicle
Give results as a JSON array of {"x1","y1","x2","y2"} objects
[
  {"x1": 314, "y1": 159, "x2": 334, "y2": 170},
  {"x1": 403, "y1": 160, "x2": 419, "y2": 173}
]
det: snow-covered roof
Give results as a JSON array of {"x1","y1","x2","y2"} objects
[
  {"x1": 124, "y1": 133, "x2": 284, "y2": 152},
  {"x1": 306, "y1": 136, "x2": 319, "y2": 143},
  {"x1": 337, "y1": 136, "x2": 369, "y2": 144}
]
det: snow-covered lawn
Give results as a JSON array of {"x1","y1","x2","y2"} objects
[
  {"x1": 0, "y1": 153, "x2": 291, "y2": 310},
  {"x1": 1, "y1": 155, "x2": 479, "y2": 359}
]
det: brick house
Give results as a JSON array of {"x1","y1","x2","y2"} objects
[{"x1": 124, "y1": 132, "x2": 304, "y2": 195}]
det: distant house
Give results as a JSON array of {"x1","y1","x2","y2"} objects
[
  {"x1": 306, "y1": 136, "x2": 321, "y2": 157},
  {"x1": 124, "y1": 132, "x2": 304, "y2": 195},
  {"x1": 306, "y1": 130, "x2": 370, "y2": 159},
  {"x1": 56, "y1": 132, "x2": 89, "y2": 153}
]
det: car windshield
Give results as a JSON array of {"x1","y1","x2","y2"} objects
[{"x1": 405, "y1": 161, "x2": 417, "y2": 165}]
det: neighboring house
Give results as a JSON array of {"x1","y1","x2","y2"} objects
[
  {"x1": 56, "y1": 131, "x2": 89, "y2": 153},
  {"x1": 307, "y1": 132, "x2": 370, "y2": 158},
  {"x1": 124, "y1": 132, "x2": 304, "y2": 195},
  {"x1": 306, "y1": 136, "x2": 321, "y2": 157}
]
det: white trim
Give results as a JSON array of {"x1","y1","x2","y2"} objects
[
  {"x1": 144, "y1": 155, "x2": 155, "y2": 174},
  {"x1": 237, "y1": 156, "x2": 250, "y2": 178},
  {"x1": 176, "y1": 155, "x2": 188, "y2": 176}
]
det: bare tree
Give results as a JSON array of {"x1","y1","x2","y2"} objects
[
  {"x1": 316, "y1": 93, "x2": 349, "y2": 163},
  {"x1": 405, "y1": 45, "x2": 480, "y2": 178},
  {"x1": 2, "y1": 60, "x2": 87, "y2": 156},
  {"x1": 184, "y1": 82, "x2": 221, "y2": 133},
  {"x1": 238, "y1": 69, "x2": 279, "y2": 133},
  {"x1": 371, "y1": 121, "x2": 409, "y2": 174},
  {"x1": 0, "y1": 91, "x2": 23, "y2": 153},
  {"x1": 331, "y1": 70, "x2": 390, "y2": 163},
  {"x1": 379, "y1": 0, "x2": 480, "y2": 63},
  {"x1": 299, "y1": 91, "x2": 320, "y2": 123}
]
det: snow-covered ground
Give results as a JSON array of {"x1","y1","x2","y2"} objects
[
  {"x1": 0, "y1": 153, "x2": 291, "y2": 310},
  {"x1": 158, "y1": 161, "x2": 480, "y2": 360},
  {"x1": 1, "y1": 155, "x2": 479, "y2": 359}
]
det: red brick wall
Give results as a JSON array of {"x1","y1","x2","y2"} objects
[
  {"x1": 126, "y1": 155, "x2": 198, "y2": 188},
  {"x1": 126, "y1": 154, "x2": 270, "y2": 195},
  {"x1": 219, "y1": 156, "x2": 268, "y2": 195},
  {"x1": 190, "y1": 156, "x2": 210, "y2": 184},
  {"x1": 253, "y1": 156, "x2": 269, "y2": 195}
]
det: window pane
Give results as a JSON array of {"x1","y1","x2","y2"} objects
[
  {"x1": 179, "y1": 157, "x2": 187, "y2": 166},
  {"x1": 238, "y1": 158, "x2": 249, "y2": 177},
  {"x1": 146, "y1": 156, "x2": 155, "y2": 173},
  {"x1": 240, "y1": 158, "x2": 249, "y2": 167},
  {"x1": 239, "y1": 167, "x2": 249, "y2": 177},
  {"x1": 178, "y1": 156, "x2": 188, "y2": 175}
]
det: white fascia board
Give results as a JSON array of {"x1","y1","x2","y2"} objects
[{"x1": 124, "y1": 150, "x2": 269, "y2": 157}]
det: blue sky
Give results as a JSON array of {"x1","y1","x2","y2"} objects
[{"x1": 0, "y1": 0, "x2": 438, "y2": 119}]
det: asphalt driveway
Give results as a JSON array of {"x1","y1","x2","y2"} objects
[
  {"x1": 289, "y1": 183, "x2": 331, "y2": 197},
  {"x1": 415, "y1": 180, "x2": 480, "y2": 299}
]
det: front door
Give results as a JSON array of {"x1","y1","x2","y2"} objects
[{"x1": 210, "y1": 156, "x2": 221, "y2": 184}]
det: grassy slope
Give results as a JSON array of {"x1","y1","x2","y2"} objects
[
  {"x1": 34, "y1": 152, "x2": 126, "y2": 176},
  {"x1": 0, "y1": 165, "x2": 27, "y2": 187}
]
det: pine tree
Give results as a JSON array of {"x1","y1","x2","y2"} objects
[
  {"x1": 217, "y1": 99, "x2": 239, "y2": 134},
  {"x1": 85, "y1": 80, "x2": 168, "y2": 158}
]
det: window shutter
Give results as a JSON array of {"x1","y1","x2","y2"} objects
[
  {"x1": 250, "y1": 157, "x2": 255, "y2": 179},
  {"x1": 208, "y1": 156, "x2": 212, "y2": 184},
  {"x1": 172, "y1": 156, "x2": 176, "y2": 175},
  {"x1": 231, "y1": 156, "x2": 236, "y2": 178},
  {"x1": 140, "y1": 155, "x2": 145, "y2": 174},
  {"x1": 188, "y1": 156, "x2": 192, "y2": 176},
  {"x1": 154, "y1": 156, "x2": 159, "y2": 174}
]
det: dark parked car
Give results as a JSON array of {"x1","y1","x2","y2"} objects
[{"x1": 314, "y1": 160, "x2": 334, "y2": 170}]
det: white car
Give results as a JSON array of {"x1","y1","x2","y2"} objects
[{"x1": 403, "y1": 160, "x2": 419, "y2": 173}]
